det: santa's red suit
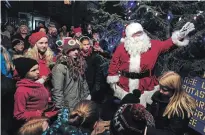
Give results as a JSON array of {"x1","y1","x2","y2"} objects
[{"x1": 107, "y1": 22, "x2": 194, "y2": 106}]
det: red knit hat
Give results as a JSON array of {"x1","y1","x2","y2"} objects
[
  {"x1": 29, "y1": 32, "x2": 48, "y2": 46},
  {"x1": 73, "y1": 27, "x2": 82, "y2": 34}
]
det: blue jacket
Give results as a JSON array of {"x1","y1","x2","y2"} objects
[
  {"x1": 42, "y1": 108, "x2": 91, "y2": 135},
  {"x1": 43, "y1": 108, "x2": 110, "y2": 135},
  {"x1": 1, "y1": 53, "x2": 12, "y2": 78}
]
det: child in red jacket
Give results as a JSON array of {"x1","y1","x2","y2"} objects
[{"x1": 13, "y1": 57, "x2": 58, "y2": 121}]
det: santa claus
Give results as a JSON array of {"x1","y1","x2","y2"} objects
[{"x1": 107, "y1": 22, "x2": 195, "y2": 106}]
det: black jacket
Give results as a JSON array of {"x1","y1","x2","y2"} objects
[
  {"x1": 1, "y1": 74, "x2": 16, "y2": 135},
  {"x1": 84, "y1": 51, "x2": 111, "y2": 103},
  {"x1": 147, "y1": 91, "x2": 190, "y2": 135}
]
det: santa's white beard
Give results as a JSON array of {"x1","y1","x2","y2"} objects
[{"x1": 124, "y1": 33, "x2": 151, "y2": 56}]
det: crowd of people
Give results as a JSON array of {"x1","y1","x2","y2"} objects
[{"x1": 1, "y1": 21, "x2": 201, "y2": 135}]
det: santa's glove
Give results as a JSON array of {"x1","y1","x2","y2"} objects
[
  {"x1": 178, "y1": 22, "x2": 195, "y2": 39},
  {"x1": 120, "y1": 89, "x2": 141, "y2": 105}
]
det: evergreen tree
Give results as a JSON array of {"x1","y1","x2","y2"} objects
[{"x1": 88, "y1": 1, "x2": 205, "y2": 77}]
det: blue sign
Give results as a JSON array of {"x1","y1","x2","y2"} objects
[{"x1": 182, "y1": 76, "x2": 205, "y2": 135}]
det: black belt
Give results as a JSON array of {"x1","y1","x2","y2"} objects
[{"x1": 119, "y1": 70, "x2": 151, "y2": 79}]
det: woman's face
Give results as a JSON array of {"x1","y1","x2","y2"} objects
[
  {"x1": 68, "y1": 49, "x2": 79, "y2": 59},
  {"x1": 36, "y1": 37, "x2": 48, "y2": 54},
  {"x1": 20, "y1": 25, "x2": 28, "y2": 34},
  {"x1": 159, "y1": 84, "x2": 173, "y2": 97}
]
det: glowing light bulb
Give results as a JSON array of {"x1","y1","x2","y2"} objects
[
  {"x1": 167, "y1": 15, "x2": 171, "y2": 20},
  {"x1": 155, "y1": 12, "x2": 158, "y2": 16},
  {"x1": 179, "y1": 17, "x2": 182, "y2": 21}
]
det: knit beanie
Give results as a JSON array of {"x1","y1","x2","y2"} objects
[
  {"x1": 12, "y1": 39, "x2": 24, "y2": 49},
  {"x1": 110, "y1": 104, "x2": 155, "y2": 135},
  {"x1": 13, "y1": 57, "x2": 38, "y2": 78},
  {"x1": 120, "y1": 89, "x2": 141, "y2": 105},
  {"x1": 29, "y1": 32, "x2": 48, "y2": 47},
  {"x1": 73, "y1": 27, "x2": 82, "y2": 34},
  {"x1": 62, "y1": 39, "x2": 80, "y2": 54}
]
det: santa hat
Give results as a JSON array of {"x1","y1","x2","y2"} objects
[
  {"x1": 110, "y1": 104, "x2": 155, "y2": 135},
  {"x1": 126, "y1": 22, "x2": 143, "y2": 37},
  {"x1": 73, "y1": 27, "x2": 82, "y2": 34},
  {"x1": 29, "y1": 32, "x2": 48, "y2": 47},
  {"x1": 62, "y1": 39, "x2": 80, "y2": 54}
]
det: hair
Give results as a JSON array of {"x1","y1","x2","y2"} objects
[
  {"x1": 25, "y1": 44, "x2": 54, "y2": 66},
  {"x1": 159, "y1": 71, "x2": 196, "y2": 119},
  {"x1": 56, "y1": 52, "x2": 86, "y2": 81},
  {"x1": 17, "y1": 25, "x2": 29, "y2": 34},
  {"x1": 1, "y1": 45, "x2": 14, "y2": 73},
  {"x1": 79, "y1": 36, "x2": 91, "y2": 43},
  {"x1": 18, "y1": 117, "x2": 48, "y2": 135},
  {"x1": 69, "y1": 100, "x2": 100, "y2": 130},
  {"x1": 36, "y1": 26, "x2": 48, "y2": 33}
]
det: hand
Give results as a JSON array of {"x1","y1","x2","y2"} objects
[
  {"x1": 94, "y1": 46, "x2": 103, "y2": 53},
  {"x1": 91, "y1": 121, "x2": 110, "y2": 135},
  {"x1": 42, "y1": 76, "x2": 48, "y2": 81},
  {"x1": 179, "y1": 22, "x2": 195, "y2": 39},
  {"x1": 35, "y1": 77, "x2": 46, "y2": 84}
]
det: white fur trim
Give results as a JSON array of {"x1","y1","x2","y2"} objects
[
  {"x1": 126, "y1": 23, "x2": 143, "y2": 37},
  {"x1": 107, "y1": 75, "x2": 119, "y2": 84},
  {"x1": 111, "y1": 84, "x2": 128, "y2": 100},
  {"x1": 140, "y1": 85, "x2": 159, "y2": 107},
  {"x1": 171, "y1": 31, "x2": 189, "y2": 47},
  {"x1": 86, "y1": 94, "x2": 91, "y2": 100},
  {"x1": 120, "y1": 38, "x2": 125, "y2": 43},
  {"x1": 129, "y1": 54, "x2": 141, "y2": 92}
]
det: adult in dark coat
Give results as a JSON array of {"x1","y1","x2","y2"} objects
[
  {"x1": 80, "y1": 36, "x2": 112, "y2": 104},
  {"x1": 12, "y1": 25, "x2": 30, "y2": 50},
  {"x1": 1, "y1": 73, "x2": 16, "y2": 135},
  {"x1": 146, "y1": 72, "x2": 196, "y2": 135}
]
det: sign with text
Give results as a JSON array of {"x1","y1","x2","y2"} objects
[{"x1": 182, "y1": 76, "x2": 205, "y2": 135}]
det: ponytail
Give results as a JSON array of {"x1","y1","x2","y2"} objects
[
  {"x1": 69, "y1": 111, "x2": 86, "y2": 127},
  {"x1": 68, "y1": 100, "x2": 100, "y2": 130}
]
